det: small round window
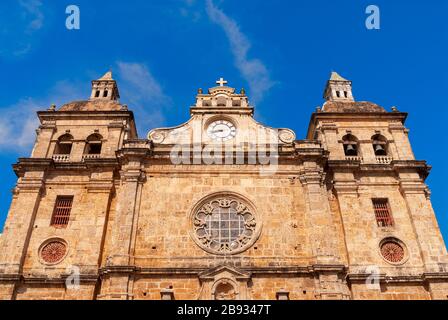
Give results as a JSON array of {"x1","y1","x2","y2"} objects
[
  {"x1": 40, "y1": 239, "x2": 67, "y2": 265},
  {"x1": 380, "y1": 238, "x2": 406, "y2": 264},
  {"x1": 191, "y1": 193, "x2": 260, "y2": 255}
]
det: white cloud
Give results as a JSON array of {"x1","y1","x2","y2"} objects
[
  {"x1": 19, "y1": 0, "x2": 44, "y2": 33},
  {"x1": 0, "y1": 81, "x2": 84, "y2": 153},
  {"x1": 0, "y1": 98, "x2": 42, "y2": 152},
  {"x1": 205, "y1": 0, "x2": 274, "y2": 104},
  {"x1": 116, "y1": 62, "x2": 172, "y2": 134}
]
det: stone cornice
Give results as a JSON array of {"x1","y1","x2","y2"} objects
[
  {"x1": 347, "y1": 272, "x2": 448, "y2": 284},
  {"x1": 98, "y1": 264, "x2": 348, "y2": 277},
  {"x1": 53, "y1": 158, "x2": 119, "y2": 172},
  {"x1": 327, "y1": 160, "x2": 362, "y2": 170},
  {"x1": 326, "y1": 160, "x2": 431, "y2": 181},
  {"x1": 13, "y1": 158, "x2": 53, "y2": 177},
  {"x1": 37, "y1": 110, "x2": 134, "y2": 122},
  {"x1": 190, "y1": 106, "x2": 254, "y2": 116},
  {"x1": 0, "y1": 274, "x2": 21, "y2": 281},
  {"x1": 392, "y1": 160, "x2": 431, "y2": 180},
  {"x1": 116, "y1": 139, "x2": 152, "y2": 161},
  {"x1": 0, "y1": 273, "x2": 98, "y2": 284},
  {"x1": 294, "y1": 140, "x2": 328, "y2": 161}
]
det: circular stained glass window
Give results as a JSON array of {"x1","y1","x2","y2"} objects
[
  {"x1": 40, "y1": 240, "x2": 67, "y2": 264},
  {"x1": 380, "y1": 240, "x2": 405, "y2": 264},
  {"x1": 191, "y1": 194, "x2": 260, "y2": 255}
]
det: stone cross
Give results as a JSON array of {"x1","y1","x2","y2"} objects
[{"x1": 216, "y1": 78, "x2": 228, "y2": 87}]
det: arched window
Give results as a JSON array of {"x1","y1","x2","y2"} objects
[
  {"x1": 54, "y1": 134, "x2": 73, "y2": 155},
  {"x1": 84, "y1": 134, "x2": 103, "y2": 155},
  {"x1": 342, "y1": 134, "x2": 359, "y2": 156},
  {"x1": 372, "y1": 134, "x2": 388, "y2": 156}
]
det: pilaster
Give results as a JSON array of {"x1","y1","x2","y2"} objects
[
  {"x1": 397, "y1": 168, "x2": 448, "y2": 273},
  {"x1": 0, "y1": 159, "x2": 51, "y2": 277},
  {"x1": 99, "y1": 140, "x2": 149, "y2": 299}
]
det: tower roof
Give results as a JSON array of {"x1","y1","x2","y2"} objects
[
  {"x1": 98, "y1": 71, "x2": 114, "y2": 81},
  {"x1": 329, "y1": 71, "x2": 350, "y2": 82}
]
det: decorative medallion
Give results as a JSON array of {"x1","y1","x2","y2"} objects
[
  {"x1": 191, "y1": 194, "x2": 260, "y2": 255},
  {"x1": 40, "y1": 240, "x2": 67, "y2": 265},
  {"x1": 278, "y1": 129, "x2": 296, "y2": 144}
]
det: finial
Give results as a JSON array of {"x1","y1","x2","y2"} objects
[
  {"x1": 391, "y1": 106, "x2": 398, "y2": 112},
  {"x1": 121, "y1": 104, "x2": 128, "y2": 111},
  {"x1": 198, "y1": 88, "x2": 203, "y2": 94},
  {"x1": 240, "y1": 88, "x2": 246, "y2": 94},
  {"x1": 48, "y1": 104, "x2": 56, "y2": 111},
  {"x1": 216, "y1": 77, "x2": 228, "y2": 87},
  {"x1": 316, "y1": 106, "x2": 322, "y2": 113}
]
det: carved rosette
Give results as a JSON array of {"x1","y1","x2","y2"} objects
[
  {"x1": 278, "y1": 129, "x2": 296, "y2": 144},
  {"x1": 191, "y1": 194, "x2": 260, "y2": 255}
]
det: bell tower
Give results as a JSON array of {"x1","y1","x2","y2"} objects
[
  {"x1": 90, "y1": 71, "x2": 120, "y2": 101},
  {"x1": 323, "y1": 72, "x2": 354, "y2": 102}
]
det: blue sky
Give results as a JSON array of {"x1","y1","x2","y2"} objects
[{"x1": 0, "y1": 0, "x2": 447, "y2": 243}]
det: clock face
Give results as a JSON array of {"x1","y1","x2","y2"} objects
[{"x1": 207, "y1": 120, "x2": 236, "y2": 142}]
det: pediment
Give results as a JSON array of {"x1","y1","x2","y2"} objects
[
  {"x1": 198, "y1": 265, "x2": 251, "y2": 280},
  {"x1": 147, "y1": 116, "x2": 296, "y2": 145}
]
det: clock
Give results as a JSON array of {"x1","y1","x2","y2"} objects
[{"x1": 207, "y1": 120, "x2": 236, "y2": 142}]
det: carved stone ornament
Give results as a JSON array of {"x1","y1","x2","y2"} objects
[
  {"x1": 149, "y1": 131, "x2": 166, "y2": 144},
  {"x1": 278, "y1": 129, "x2": 296, "y2": 143},
  {"x1": 191, "y1": 193, "x2": 261, "y2": 255}
]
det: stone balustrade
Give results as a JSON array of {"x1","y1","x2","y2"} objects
[
  {"x1": 376, "y1": 156, "x2": 393, "y2": 164},
  {"x1": 52, "y1": 155, "x2": 71, "y2": 163},
  {"x1": 82, "y1": 154, "x2": 101, "y2": 161}
]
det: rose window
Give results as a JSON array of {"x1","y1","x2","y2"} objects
[
  {"x1": 192, "y1": 195, "x2": 259, "y2": 255},
  {"x1": 40, "y1": 240, "x2": 67, "y2": 264},
  {"x1": 380, "y1": 240, "x2": 405, "y2": 263}
]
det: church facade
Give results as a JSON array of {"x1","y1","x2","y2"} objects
[{"x1": 0, "y1": 72, "x2": 447, "y2": 300}]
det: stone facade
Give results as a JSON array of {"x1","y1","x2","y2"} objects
[{"x1": 0, "y1": 71, "x2": 447, "y2": 300}]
